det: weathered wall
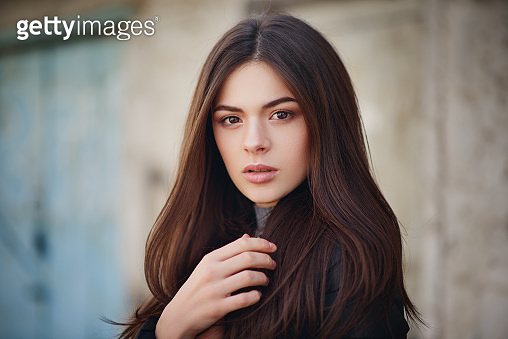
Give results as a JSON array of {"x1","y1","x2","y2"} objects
[{"x1": 419, "y1": 0, "x2": 508, "y2": 338}]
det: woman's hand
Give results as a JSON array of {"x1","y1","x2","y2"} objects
[{"x1": 155, "y1": 234, "x2": 277, "y2": 339}]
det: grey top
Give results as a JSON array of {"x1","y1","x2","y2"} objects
[{"x1": 254, "y1": 205, "x2": 273, "y2": 237}]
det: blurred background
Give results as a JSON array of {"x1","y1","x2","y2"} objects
[{"x1": 0, "y1": 0, "x2": 506, "y2": 338}]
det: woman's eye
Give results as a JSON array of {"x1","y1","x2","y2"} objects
[
  {"x1": 222, "y1": 116, "x2": 241, "y2": 125},
  {"x1": 271, "y1": 111, "x2": 291, "y2": 120}
]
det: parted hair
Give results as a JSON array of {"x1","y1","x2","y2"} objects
[{"x1": 119, "y1": 13, "x2": 421, "y2": 338}]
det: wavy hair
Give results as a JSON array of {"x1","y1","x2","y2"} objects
[{"x1": 120, "y1": 13, "x2": 421, "y2": 338}]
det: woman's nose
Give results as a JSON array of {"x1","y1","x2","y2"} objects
[{"x1": 242, "y1": 120, "x2": 270, "y2": 154}]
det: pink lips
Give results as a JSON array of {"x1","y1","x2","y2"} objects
[{"x1": 243, "y1": 164, "x2": 278, "y2": 183}]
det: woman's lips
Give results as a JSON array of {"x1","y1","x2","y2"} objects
[{"x1": 243, "y1": 164, "x2": 278, "y2": 183}]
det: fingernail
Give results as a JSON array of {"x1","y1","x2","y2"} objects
[
  {"x1": 272, "y1": 260, "x2": 277, "y2": 268},
  {"x1": 270, "y1": 242, "x2": 277, "y2": 250}
]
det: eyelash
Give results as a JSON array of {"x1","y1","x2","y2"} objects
[
  {"x1": 219, "y1": 110, "x2": 293, "y2": 125},
  {"x1": 220, "y1": 116, "x2": 241, "y2": 125},
  {"x1": 271, "y1": 110, "x2": 292, "y2": 120}
]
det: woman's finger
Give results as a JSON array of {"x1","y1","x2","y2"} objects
[
  {"x1": 223, "y1": 289, "x2": 262, "y2": 312},
  {"x1": 212, "y1": 235, "x2": 277, "y2": 261},
  {"x1": 222, "y1": 269, "x2": 269, "y2": 294},
  {"x1": 221, "y1": 251, "x2": 276, "y2": 277}
]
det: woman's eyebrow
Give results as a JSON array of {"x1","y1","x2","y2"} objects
[
  {"x1": 213, "y1": 104, "x2": 242, "y2": 113},
  {"x1": 213, "y1": 96, "x2": 297, "y2": 113},
  {"x1": 262, "y1": 96, "x2": 297, "y2": 109}
]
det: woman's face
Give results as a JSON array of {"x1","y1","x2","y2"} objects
[{"x1": 212, "y1": 62, "x2": 310, "y2": 207}]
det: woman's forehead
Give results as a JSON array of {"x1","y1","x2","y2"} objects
[{"x1": 214, "y1": 62, "x2": 296, "y2": 107}]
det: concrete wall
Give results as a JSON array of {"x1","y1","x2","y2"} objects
[{"x1": 419, "y1": 1, "x2": 508, "y2": 338}]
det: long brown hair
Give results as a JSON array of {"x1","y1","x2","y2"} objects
[{"x1": 120, "y1": 13, "x2": 421, "y2": 338}]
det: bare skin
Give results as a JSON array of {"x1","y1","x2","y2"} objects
[{"x1": 155, "y1": 235, "x2": 277, "y2": 338}]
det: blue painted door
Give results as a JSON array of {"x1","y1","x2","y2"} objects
[{"x1": 0, "y1": 38, "x2": 126, "y2": 338}]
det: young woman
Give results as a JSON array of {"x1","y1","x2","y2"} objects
[{"x1": 120, "y1": 13, "x2": 421, "y2": 338}]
